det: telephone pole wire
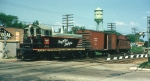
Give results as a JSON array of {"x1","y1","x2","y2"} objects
[
  {"x1": 62, "y1": 14, "x2": 74, "y2": 33},
  {"x1": 107, "y1": 23, "x2": 116, "y2": 32}
]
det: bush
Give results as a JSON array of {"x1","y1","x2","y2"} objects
[
  {"x1": 139, "y1": 62, "x2": 150, "y2": 69},
  {"x1": 130, "y1": 46, "x2": 143, "y2": 53}
]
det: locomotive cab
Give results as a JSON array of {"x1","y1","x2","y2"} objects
[
  {"x1": 24, "y1": 24, "x2": 52, "y2": 38},
  {"x1": 23, "y1": 24, "x2": 52, "y2": 48}
]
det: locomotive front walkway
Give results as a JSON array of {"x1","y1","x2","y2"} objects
[{"x1": 0, "y1": 59, "x2": 149, "y2": 81}]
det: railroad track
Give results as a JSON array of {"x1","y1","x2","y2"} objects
[
  {"x1": 14, "y1": 52, "x2": 148, "y2": 64},
  {"x1": 57, "y1": 53, "x2": 148, "y2": 64}
]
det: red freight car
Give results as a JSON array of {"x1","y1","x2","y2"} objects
[
  {"x1": 76, "y1": 30, "x2": 104, "y2": 50},
  {"x1": 76, "y1": 30, "x2": 130, "y2": 55},
  {"x1": 76, "y1": 30, "x2": 118, "y2": 55},
  {"x1": 117, "y1": 35, "x2": 130, "y2": 53}
]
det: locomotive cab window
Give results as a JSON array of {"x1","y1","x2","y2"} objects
[
  {"x1": 30, "y1": 28, "x2": 34, "y2": 36},
  {"x1": 44, "y1": 30, "x2": 52, "y2": 36},
  {"x1": 36, "y1": 29, "x2": 41, "y2": 35},
  {"x1": 24, "y1": 29, "x2": 28, "y2": 35},
  {"x1": 24, "y1": 29, "x2": 29, "y2": 38}
]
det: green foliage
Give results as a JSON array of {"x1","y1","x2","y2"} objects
[
  {"x1": 0, "y1": 12, "x2": 26, "y2": 28},
  {"x1": 127, "y1": 34, "x2": 135, "y2": 42},
  {"x1": 103, "y1": 30, "x2": 122, "y2": 35},
  {"x1": 68, "y1": 26, "x2": 85, "y2": 34},
  {"x1": 2, "y1": 56, "x2": 16, "y2": 59},
  {"x1": 127, "y1": 33, "x2": 143, "y2": 43},
  {"x1": 130, "y1": 46, "x2": 143, "y2": 53},
  {"x1": 33, "y1": 20, "x2": 39, "y2": 25},
  {"x1": 139, "y1": 62, "x2": 150, "y2": 69}
]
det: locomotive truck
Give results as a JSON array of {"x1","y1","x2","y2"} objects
[{"x1": 16, "y1": 24, "x2": 130, "y2": 60}]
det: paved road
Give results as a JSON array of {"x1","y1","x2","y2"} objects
[{"x1": 0, "y1": 59, "x2": 150, "y2": 81}]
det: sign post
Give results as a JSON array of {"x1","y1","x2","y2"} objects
[
  {"x1": 3, "y1": 31, "x2": 9, "y2": 58},
  {"x1": 0, "y1": 28, "x2": 12, "y2": 58}
]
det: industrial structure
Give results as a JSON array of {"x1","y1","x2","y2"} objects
[
  {"x1": 147, "y1": 16, "x2": 150, "y2": 47},
  {"x1": 94, "y1": 7, "x2": 103, "y2": 31}
]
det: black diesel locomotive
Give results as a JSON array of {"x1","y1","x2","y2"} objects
[{"x1": 16, "y1": 24, "x2": 130, "y2": 60}]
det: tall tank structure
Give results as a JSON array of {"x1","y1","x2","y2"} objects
[{"x1": 94, "y1": 7, "x2": 103, "y2": 31}]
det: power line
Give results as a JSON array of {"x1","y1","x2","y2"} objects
[
  {"x1": 62, "y1": 14, "x2": 74, "y2": 33},
  {"x1": 0, "y1": 0, "x2": 65, "y2": 15},
  {"x1": 131, "y1": 27, "x2": 138, "y2": 34},
  {"x1": 107, "y1": 23, "x2": 116, "y2": 32},
  {"x1": 0, "y1": 0, "x2": 94, "y2": 27},
  {"x1": 1, "y1": 0, "x2": 93, "y2": 21}
]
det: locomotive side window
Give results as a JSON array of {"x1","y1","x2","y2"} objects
[
  {"x1": 44, "y1": 30, "x2": 52, "y2": 36},
  {"x1": 30, "y1": 28, "x2": 34, "y2": 35},
  {"x1": 36, "y1": 29, "x2": 41, "y2": 34},
  {"x1": 24, "y1": 29, "x2": 28, "y2": 35},
  {"x1": 24, "y1": 29, "x2": 29, "y2": 38},
  {"x1": 45, "y1": 30, "x2": 49, "y2": 35}
]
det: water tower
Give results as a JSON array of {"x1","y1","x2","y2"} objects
[{"x1": 94, "y1": 7, "x2": 103, "y2": 31}]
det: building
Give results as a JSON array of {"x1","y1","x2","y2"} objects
[{"x1": 0, "y1": 27, "x2": 24, "y2": 59}]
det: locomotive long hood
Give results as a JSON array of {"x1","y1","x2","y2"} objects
[{"x1": 49, "y1": 37, "x2": 80, "y2": 48}]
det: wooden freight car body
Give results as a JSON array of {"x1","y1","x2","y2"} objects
[{"x1": 76, "y1": 30, "x2": 130, "y2": 54}]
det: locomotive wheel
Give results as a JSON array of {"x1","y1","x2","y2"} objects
[
  {"x1": 21, "y1": 55, "x2": 26, "y2": 60},
  {"x1": 82, "y1": 51, "x2": 87, "y2": 58},
  {"x1": 45, "y1": 52, "x2": 56, "y2": 60},
  {"x1": 88, "y1": 51, "x2": 95, "y2": 57},
  {"x1": 21, "y1": 50, "x2": 32, "y2": 60},
  {"x1": 66, "y1": 51, "x2": 75, "y2": 59},
  {"x1": 74, "y1": 51, "x2": 82, "y2": 58}
]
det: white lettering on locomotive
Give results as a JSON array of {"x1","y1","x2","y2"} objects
[{"x1": 58, "y1": 39, "x2": 73, "y2": 46}]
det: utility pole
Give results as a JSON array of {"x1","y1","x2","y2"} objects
[
  {"x1": 131, "y1": 27, "x2": 138, "y2": 42},
  {"x1": 62, "y1": 14, "x2": 74, "y2": 33},
  {"x1": 107, "y1": 23, "x2": 116, "y2": 33},
  {"x1": 131, "y1": 27, "x2": 138, "y2": 34},
  {"x1": 147, "y1": 16, "x2": 150, "y2": 47},
  {"x1": 147, "y1": 16, "x2": 150, "y2": 63},
  {"x1": 3, "y1": 31, "x2": 9, "y2": 58}
]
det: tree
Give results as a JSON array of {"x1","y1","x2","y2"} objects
[
  {"x1": 71, "y1": 26, "x2": 85, "y2": 34},
  {"x1": 0, "y1": 13, "x2": 7, "y2": 26},
  {"x1": 0, "y1": 13, "x2": 26, "y2": 28},
  {"x1": 127, "y1": 34, "x2": 136, "y2": 43},
  {"x1": 104, "y1": 30, "x2": 122, "y2": 35},
  {"x1": 33, "y1": 20, "x2": 39, "y2": 25}
]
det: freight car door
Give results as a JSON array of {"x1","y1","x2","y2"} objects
[{"x1": 108, "y1": 35, "x2": 112, "y2": 49}]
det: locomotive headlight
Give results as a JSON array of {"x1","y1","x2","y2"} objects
[{"x1": 29, "y1": 24, "x2": 32, "y2": 28}]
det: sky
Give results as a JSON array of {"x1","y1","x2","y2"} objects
[{"x1": 0, "y1": 0, "x2": 150, "y2": 40}]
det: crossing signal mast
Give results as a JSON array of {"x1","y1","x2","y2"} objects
[
  {"x1": 147, "y1": 16, "x2": 150, "y2": 47},
  {"x1": 62, "y1": 14, "x2": 74, "y2": 33}
]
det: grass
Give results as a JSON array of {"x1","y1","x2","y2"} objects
[
  {"x1": 139, "y1": 62, "x2": 150, "y2": 69},
  {"x1": 3, "y1": 56, "x2": 16, "y2": 59},
  {"x1": 130, "y1": 46, "x2": 144, "y2": 53}
]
